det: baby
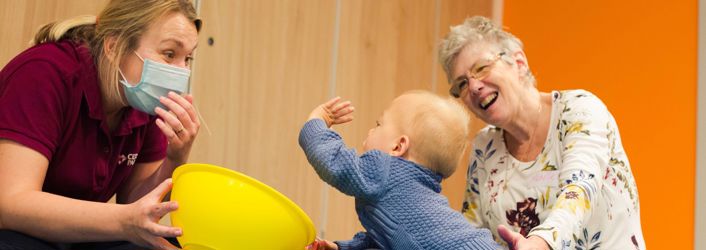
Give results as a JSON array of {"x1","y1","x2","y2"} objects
[{"x1": 299, "y1": 90, "x2": 500, "y2": 250}]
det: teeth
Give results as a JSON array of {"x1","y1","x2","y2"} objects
[{"x1": 480, "y1": 93, "x2": 497, "y2": 109}]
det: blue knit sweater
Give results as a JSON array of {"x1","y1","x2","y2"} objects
[{"x1": 299, "y1": 119, "x2": 500, "y2": 250}]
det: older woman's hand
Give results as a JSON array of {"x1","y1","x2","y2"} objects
[
  {"x1": 498, "y1": 225, "x2": 550, "y2": 250},
  {"x1": 155, "y1": 92, "x2": 200, "y2": 164}
]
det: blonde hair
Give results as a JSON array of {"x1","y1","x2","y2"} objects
[
  {"x1": 438, "y1": 16, "x2": 535, "y2": 85},
  {"x1": 32, "y1": 0, "x2": 201, "y2": 107},
  {"x1": 393, "y1": 90, "x2": 471, "y2": 178}
]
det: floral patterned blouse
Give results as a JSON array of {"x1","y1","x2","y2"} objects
[{"x1": 462, "y1": 90, "x2": 645, "y2": 250}]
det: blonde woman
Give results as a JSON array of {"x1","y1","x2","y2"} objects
[
  {"x1": 438, "y1": 16, "x2": 645, "y2": 250},
  {"x1": 0, "y1": 0, "x2": 201, "y2": 249}
]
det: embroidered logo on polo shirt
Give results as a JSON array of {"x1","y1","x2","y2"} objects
[
  {"x1": 117, "y1": 155, "x2": 126, "y2": 164},
  {"x1": 127, "y1": 153, "x2": 138, "y2": 166},
  {"x1": 118, "y1": 153, "x2": 139, "y2": 166}
]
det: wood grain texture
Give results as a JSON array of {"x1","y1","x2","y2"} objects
[
  {"x1": 0, "y1": 0, "x2": 108, "y2": 66},
  {"x1": 435, "y1": 0, "x2": 493, "y2": 214},
  {"x1": 190, "y1": 0, "x2": 337, "y2": 233},
  {"x1": 323, "y1": 0, "x2": 437, "y2": 239},
  {"x1": 324, "y1": 0, "x2": 493, "y2": 240},
  {"x1": 1, "y1": 0, "x2": 494, "y2": 241}
]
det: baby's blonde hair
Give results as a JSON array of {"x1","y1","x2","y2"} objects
[{"x1": 392, "y1": 90, "x2": 471, "y2": 178}]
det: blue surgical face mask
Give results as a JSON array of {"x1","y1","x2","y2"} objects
[{"x1": 119, "y1": 52, "x2": 190, "y2": 115}]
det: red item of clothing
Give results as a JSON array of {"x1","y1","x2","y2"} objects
[{"x1": 0, "y1": 40, "x2": 167, "y2": 202}]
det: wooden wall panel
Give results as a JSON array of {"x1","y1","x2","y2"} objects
[
  {"x1": 1, "y1": 0, "x2": 494, "y2": 243},
  {"x1": 190, "y1": 0, "x2": 337, "y2": 233},
  {"x1": 324, "y1": 0, "x2": 493, "y2": 240},
  {"x1": 0, "y1": 0, "x2": 108, "y2": 66},
  {"x1": 435, "y1": 0, "x2": 493, "y2": 213},
  {"x1": 324, "y1": 0, "x2": 437, "y2": 239}
]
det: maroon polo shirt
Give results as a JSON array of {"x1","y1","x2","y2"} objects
[{"x1": 0, "y1": 40, "x2": 167, "y2": 202}]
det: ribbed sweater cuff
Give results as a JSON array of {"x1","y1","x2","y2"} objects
[{"x1": 298, "y1": 119, "x2": 328, "y2": 150}]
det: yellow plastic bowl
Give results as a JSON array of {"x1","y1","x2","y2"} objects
[{"x1": 170, "y1": 163, "x2": 316, "y2": 250}]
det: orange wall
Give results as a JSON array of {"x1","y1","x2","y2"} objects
[{"x1": 504, "y1": 1, "x2": 697, "y2": 249}]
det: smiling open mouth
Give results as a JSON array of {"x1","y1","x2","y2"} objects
[{"x1": 479, "y1": 92, "x2": 498, "y2": 110}]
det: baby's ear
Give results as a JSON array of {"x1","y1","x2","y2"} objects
[{"x1": 390, "y1": 135, "x2": 410, "y2": 157}]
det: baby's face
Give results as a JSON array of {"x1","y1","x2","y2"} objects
[
  {"x1": 363, "y1": 96, "x2": 412, "y2": 153},
  {"x1": 363, "y1": 106, "x2": 403, "y2": 153}
]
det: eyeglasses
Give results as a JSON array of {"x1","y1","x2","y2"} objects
[{"x1": 449, "y1": 52, "x2": 506, "y2": 98}]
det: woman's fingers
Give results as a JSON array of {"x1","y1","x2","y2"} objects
[
  {"x1": 497, "y1": 224, "x2": 522, "y2": 249},
  {"x1": 148, "y1": 201, "x2": 179, "y2": 219},
  {"x1": 156, "y1": 101, "x2": 188, "y2": 131},
  {"x1": 167, "y1": 92, "x2": 198, "y2": 126},
  {"x1": 154, "y1": 92, "x2": 199, "y2": 137},
  {"x1": 146, "y1": 221, "x2": 182, "y2": 238},
  {"x1": 145, "y1": 178, "x2": 173, "y2": 201},
  {"x1": 155, "y1": 115, "x2": 181, "y2": 141},
  {"x1": 125, "y1": 179, "x2": 183, "y2": 250},
  {"x1": 146, "y1": 235, "x2": 181, "y2": 250}
]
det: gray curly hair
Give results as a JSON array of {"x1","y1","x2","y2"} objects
[{"x1": 438, "y1": 16, "x2": 535, "y2": 85}]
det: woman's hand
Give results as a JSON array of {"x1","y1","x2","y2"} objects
[
  {"x1": 306, "y1": 239, "x2": 339, "y2": 250},
  {"x1": 122, "y1": 178, "x2": 182, "y2": 250},
  {"x1": 498, "y1": 225, "x2": 550, "y2": 250},
  {"x1": 308, "y1": 96, "x2": 355, "y2": 128},
  {"x1": 155, "y1": 92, "x2": 200, "y2": 164}
]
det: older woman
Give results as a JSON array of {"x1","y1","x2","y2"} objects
[
  {"x1": 438, "y1": 16, "x2": 645, "y2": 250},
  {"x1": 0, "y1": 0, "x2": 201, "y2": 249}
]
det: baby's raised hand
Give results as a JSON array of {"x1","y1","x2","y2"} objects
[{"x1": 308, "y1": 96, "x2": 355, "y2": 127}]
